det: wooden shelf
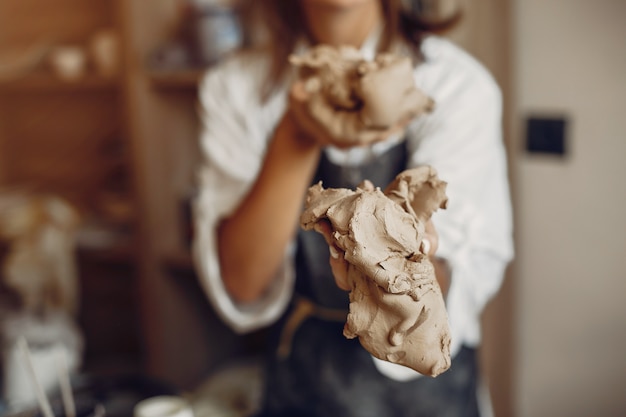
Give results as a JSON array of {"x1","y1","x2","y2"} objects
[
  {"x1": 78, "y1": 241, "x2": 137, "y2": 264},
  {"x1": 161, "y1": 249, "x2": 194, "y2": 274},
  {"x1": 0, "y1": 0, "x2": 240, "y2": 388},
  {"x1": 0, "y1": 73, "x2": 120, "y2": 93},
  {"x1": 146, "y1": 68, "x2": 205, "y2": 90}
]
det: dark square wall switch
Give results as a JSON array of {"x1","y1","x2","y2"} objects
[{"x1": 526, "y1": 116, "x2": 567, "y2": 156}]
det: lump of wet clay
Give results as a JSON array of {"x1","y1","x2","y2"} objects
[
  {"x1": 300, "y1": 166, "x2": 451, "y2": 377},
  {"x1": 289, "y1": 45, "x2": 434, "y2": 146}
]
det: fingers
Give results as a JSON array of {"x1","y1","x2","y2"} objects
[
  {"x1": 420, "y1": 238, "x2": 432, "y2": 256},
  {"x1": 289, "y1": 46, "x2": 433, "y2": 149},
  {"x1": 313, "y1": 221, "x2": 351, "y2": 291},
  {"x1": 289, "y1": 82, "x2": 345, "y2": 148},
  {"x1": 400, "y1": 88, "x2": 435, "y2": 118},
  {"x1": 329, "y1": 247, "x2": 351, "y2": 291},
  {"x1": 421, "y1": 219, "x2": 439, "y2": 257},
  {"x1": 317, "y1": 219, "x2": 438, "y2": 293},
  {"x1": 313, "y1": 220, "x2": 334, "y2": 246},
  {"x1": 288, "y1": 82, "x2": 317, "y2": 137},
  {"x1": 289, "y1": 80, "x2": 407, "y2": 148}
]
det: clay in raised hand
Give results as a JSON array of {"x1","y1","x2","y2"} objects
[{"x1": 289, "y1": 45, "x2": 434, "y2": 146}]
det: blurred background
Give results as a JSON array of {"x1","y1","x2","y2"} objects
[{"x1": 0, "y1": 0, "x2": 624, "y2": 416}]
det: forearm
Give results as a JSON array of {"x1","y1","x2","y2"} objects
[{"x1": 218, "y1": 113, "x2": 322, "y2": 303}]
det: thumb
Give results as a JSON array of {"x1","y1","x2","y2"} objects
[{"x1": 421, "y1": 219, "x2": 439, "y2": 256}]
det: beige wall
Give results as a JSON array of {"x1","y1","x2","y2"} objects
[{"x1": 512, "y1": 0, "x2": 626, "y2": 416}]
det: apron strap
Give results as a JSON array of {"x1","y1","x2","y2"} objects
[{"x1": 277, "y1": 296, "x2": 349, "y2": 359}]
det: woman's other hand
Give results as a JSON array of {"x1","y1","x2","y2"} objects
[
  {"x1": 424, "y1": 219, "x2": 450, "y2": 298},
  {"x1": 312, "y1": 220, "x2": 352, "y2": 291},
  {"x1": 315, "y1": 217, "x2": 449, "y2": 296},
  {"x1": 288, "y1": 80, "x2": 408, "y2": 150}
]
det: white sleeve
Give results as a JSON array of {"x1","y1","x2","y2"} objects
[
  {"x1": 408, "y1": 39, "x2": 515, "y2": 354},
  {"x1": 366, "y1": 42, "x2": 514, "y2": 382},
  {"x1": 192, "y1": 58, "x2": 294, "y2": 334}
]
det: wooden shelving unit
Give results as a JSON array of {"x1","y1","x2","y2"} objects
[
  {"x1": 161, "y1": 249, "x2": 194, "y2": 274},
  {"x1": 0, "y1": 74, "x2": 120, "y2": 92},
  {"x1": 0, "y1": 0, "x2": 148, "y2": 377},
  {"x1": 147, "y1": 68, "x2": 203, "y2": 90},
  {"x1": 0, "y1": 0, "x2": 243, "y2": 390}
]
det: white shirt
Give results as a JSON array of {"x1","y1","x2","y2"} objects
[{"x1": 192, "y1": 35, "x2": 514, "y2": 381}]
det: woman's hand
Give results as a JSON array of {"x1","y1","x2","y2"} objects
[
  {"x1": 312, "y1": 220, "x2": 352, "y2": 291},
  {"x1": 315, "y1": 217, "x2": 449, "y2": 296},
  {"x1": 423, "y1": 220, "x2": 451, "y2": 298},
  {"x1": 421, "y1": 219, "x2": 439, "y2": 257},
  {"x1": 288, "y1": 80, "x2": 409, "y2": 150},
  {"x1": 288, "y1": 46, "x2": 433, "y2": 148}
]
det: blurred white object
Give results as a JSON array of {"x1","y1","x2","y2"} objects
[
  {"x1": 0, "y1": 191, "x2": 83, "y2": 412},
  {"x1": 48, "y1": 46, "x2": 87, "y2": 80},
  {"x1": 192, "y1": 5, "x2": 242, "y2": 64},
  {"x1": 90, "y1": 29, "x2": 120, "y2": 77},
  {"x1": 190, "y1": 358, "x2": 262, "y2": 417},
  {"x1": 1, "y1": 311, "x2": 83, "y2": 411},
  {"x1": 134, "y1": 396, "x2": 194, "y2": 417},
  {"x1": 0, "y1": 192, "x2": 81, "y2": 315}
]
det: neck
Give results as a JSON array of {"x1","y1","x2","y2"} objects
[{"x1": 301, "y1": 1, "x2": 382, "y2": 48}]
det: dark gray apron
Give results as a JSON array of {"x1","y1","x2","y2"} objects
[{"x1": 257, "y1": 142, "x2": 480, "y2": 417}]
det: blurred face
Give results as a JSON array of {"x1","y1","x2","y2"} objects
[
  {"x1": 301, "y1": 0, "x2": 378, "y2": 10},
  {"x1": 299, "y1": 0, "x2": 383, "y2": 46}
]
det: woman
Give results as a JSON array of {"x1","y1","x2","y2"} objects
[{"x1": 192, "y1": 1, "x2": 514, "y2": 416}]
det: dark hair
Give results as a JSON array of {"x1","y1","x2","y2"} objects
[{"x1": 241, "y1": 0, "x2": 461, "y2": 100}]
